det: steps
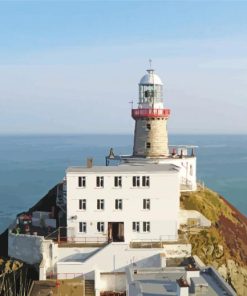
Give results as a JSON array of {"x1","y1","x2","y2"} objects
[{"x1": 85, "y1": 280, "x2": 95, "y2": 296}]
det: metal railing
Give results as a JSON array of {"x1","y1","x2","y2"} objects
[
  {"x1": 45, "y1": 227, "x2": 109, "y2": 246},
  {"x1": 130, "y1": 234, "x2": 187, "y2": 248},
  {"x1": 47, "y1": 271, "x2": 84, "y2": 280}
]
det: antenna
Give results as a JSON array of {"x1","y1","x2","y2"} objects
[
  {"x1": 129, "y1": 100, "x2": 134, "y2": 109},
  {"x1": 149, "y1": 58, "x2": 152, "y2": 69}
]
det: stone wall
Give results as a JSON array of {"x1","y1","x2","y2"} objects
[{"x1": 133, "y1": 118, "x2": 169, "y2": 157}]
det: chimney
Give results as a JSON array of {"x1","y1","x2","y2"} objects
[{"x1": 87, "y1": 158, "x2": 93, "y2": 168}]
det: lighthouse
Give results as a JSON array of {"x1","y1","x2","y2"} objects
[{"x1": 132, "y1": 67, "x2": 170, "y2": 157}]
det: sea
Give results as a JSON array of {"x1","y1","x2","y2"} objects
[{"x1": 0, "y1": 134, "x2": 246, "y2": 234}]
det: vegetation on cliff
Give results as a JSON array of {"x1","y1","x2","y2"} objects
[
  {"x1": 0, "y1": 258, "x2": 33, "y2": 296},
  {"x1": 181, "y1": 187, "x2": 247, "y2": 295}
]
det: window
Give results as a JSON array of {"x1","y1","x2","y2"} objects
[
  {"x1": 132, "y1": 222, "x2": 140, "y2": 232},
  {"x1": 146, "y1": 142, "x2": 151, "y2": 149},
  {"x1": 79, "y1": 222, "x2": 86, "y2": 233},
  {"x1": 146, "y1": 123, "x2": 151, "y2": 130},
  {"x1": 97, "y1": 222, "x2": 105, "y2": 232},
  {"x1": 143, "y1": 222, "x2": 150, "y2": 232},
  {"x1": 142, "y1": 176, "x2": 150, "y2": 187},
  {"x1": 133, "y1": 176, "x2": 140, "y2": 187},
  {"x1": 114, "y1": 176, "x2": 122, "y2": 187},
  {"x1": 96, "y1": 176, "x2": 104, "y2": 188},
  {"x1": 97, "y1": 199, "x2": 104, "y2": 210},
  {"x1": 79, "y1": 199, "x2": 86, "y2": 210},
  {"x1": 115, "y1": 199, "x2": 123, "y2": 210},
  {"x1": 143, "y1": 199, "x2": 150, "y2": 210},
  {"x1": 78, "y1": 176, "x2": 86, "y2": 187}
]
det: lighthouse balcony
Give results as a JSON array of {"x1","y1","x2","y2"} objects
[{"x1": 132, "y1": 108, "x2": 170, "y2": 119}]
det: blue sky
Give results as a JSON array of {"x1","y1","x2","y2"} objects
[{"x1": 0, "y1": 1, "x2": 247, "y2": 134}]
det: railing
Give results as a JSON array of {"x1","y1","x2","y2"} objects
[
  {"x1": 132, "y1": 108, "x2": 170, "y2": 118},
  {"x1": 47, "y1": 271, "x2": 84, "y2": 280},
  {"x1": 63, "y1": 236, "x2": 108, "y2": 244},
  {"x1": 130, "y1": 234, "x2": 187, "y2": 248},
  {"x1": 44, "y1": 227, "x2": 108, "y2": 246}
]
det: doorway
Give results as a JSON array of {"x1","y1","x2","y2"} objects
[{"x1": 108, "y1": 222, "x2": 124, "y2": 242}]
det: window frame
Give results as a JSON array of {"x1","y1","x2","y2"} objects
[
  {"x1": 97, "y1": 199, "x2": 105, "y2": 210},
  {"x1": 78, "y1": 176, "x2": 86, "y2": 188},
  {"x1": 132, "y1": 222, "x2": 140, "y2": 232},
  {"x1": 79, "y1": 222, "x2": 87, "y2": 233},
  {"x1": 115, "y1": 199, "x2": 123, "y2": 210},
  {"x1": 142, "y1": 176, "x2": 150, "y2": 187},
  {"x1": 133, "y1": 176, "x2": 140, "y2": 187},
  {"x1": 114, "y1": 176, "x2": 122, "y2": 187},
  {"x1": 97, "y1": 222, "x2": 105, "y2": 233},
  {"x1": 96, "y1": 176, "x2": 104, "y2": 188},
  {"x1": 79, "y1": 199, "x2": 86, "y2": 210},
  {"x1": 143, "y1": 221, "x2": 150, "y2": 232},
  {"x1": 143, "y1": 198, "x2": 150, "y2": 210}
]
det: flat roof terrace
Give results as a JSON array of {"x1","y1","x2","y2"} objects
[
  {"x1": 127, "y1": 266, "x2": 236, "y2": 296},
  {"x1": 67, "y1": 163, "x2": 179, "y2": 174}
]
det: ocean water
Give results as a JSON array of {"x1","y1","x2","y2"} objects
[{"x1": 0, "y1": 134, "x2": 246, "y2": 233}]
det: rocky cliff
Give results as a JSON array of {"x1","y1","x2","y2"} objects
[{"x1": 181, "y1": 187, "x2": 247, "y2": 296}]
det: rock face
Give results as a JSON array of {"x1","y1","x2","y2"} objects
[{"x1": 181, "y1": 187, "x2": 247, "y2": 296}]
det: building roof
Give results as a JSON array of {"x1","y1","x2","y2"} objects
[
  {"x1": 139, "y1": 69, "x2": 163, "y2": 85},
  {"x1": 126, "y1": 266, "x2": 236, "y2": 296},
  {"x1": 66, "y1": 163, "x2": 179, "y2": 174}
]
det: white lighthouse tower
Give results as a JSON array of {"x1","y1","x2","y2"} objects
[{"x1": 132, "y1": 66, "x2": 170, "y2": 157}]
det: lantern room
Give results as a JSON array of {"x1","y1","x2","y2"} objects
[{"x1": 138, "y1": 69, "x2": 164, "y2": 109}]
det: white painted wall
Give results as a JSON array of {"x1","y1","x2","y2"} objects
[
  {"x1": 179, "y1": 210, "x2": 211, "y2": 227},
  {"x1": 186, "y1": 270, "x2": 200, "y2": 285},
  {"x1": 39, "y1": 259, "x2": 46, "y2": 280},
  {"x1": 177, "y1": 284, "x2": 189, "y2": 296},
  {"x1": 66, "y1": 165, "x2": 180, "y2": 243},
  {"x1": 56, "y1": 243, "x2": 164, "y2": 279},
  {"x1": 8, "y1": 232, "x2": 44, "y2": 264},
  {"x1": 97, "y1": 272, "x2": 126, "y2": 292},
  {"x1": 158, "y1": 157, "x2": 197, "y2": 191}
]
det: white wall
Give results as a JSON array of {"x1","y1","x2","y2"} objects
[
  {"x1": 8, "y1": 232, "x2": 44, "y2": 264},
  {"x1": 179, "y1": 210, "x2": 211, "y2": 227},
  {"x1": 158, "y1": 157, "x2": 197, "y2": 191},
  {"x1": 57, "y1": 246, "x2": 101, "y2": 262},
  {"x1": 66, "y1": 166, "x2": 180, "y2": 243},
  {"x1": 97, "y1": 272, "x2": 126, "y2": 292},
  {"x1": 56, "y1": 243, "x2": 164, "y2": 279}
]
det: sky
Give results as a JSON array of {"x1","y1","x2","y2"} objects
[{"x1": 0, "y1": 1, "x2": 247, "y2": 134}]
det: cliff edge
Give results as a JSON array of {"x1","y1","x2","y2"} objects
[{"x1": 181, "y1": 187, "x2": 247, "y2": 295}]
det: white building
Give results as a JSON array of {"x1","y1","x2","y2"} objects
[{"x1": 66, "y1": 163, "x2": 180, "y2": 243}]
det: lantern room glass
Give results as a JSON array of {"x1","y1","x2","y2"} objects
[{"x1": 139, "y1": 84, "x2": 163, "y2": 104}]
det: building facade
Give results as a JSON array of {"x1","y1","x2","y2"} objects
[{"x1": 66, "y1": 164, "x2": 180, "y2": 243}]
